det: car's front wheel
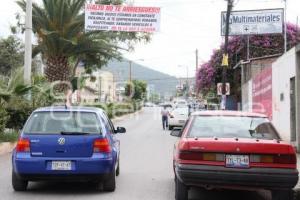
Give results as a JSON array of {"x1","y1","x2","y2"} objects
[
  {"x1": 12, "y1": 171, "x2": 28, "y2": 191},
  {"x1": 175, "y1": 177, "x2": 188, "y2": 200},
  {"x1": 272, "y1": 189, "x2": 295, "y2": 200},
  {"x1": 103, "y1": 170, "x2": 116, "y2": 192}
]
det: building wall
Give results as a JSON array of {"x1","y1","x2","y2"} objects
[
  {"x1": 241, "y1": 80, "x2": 252, "y2": 112},
  {"x1": 272, "y1": 48, "x2": 296, "y2": 143}
]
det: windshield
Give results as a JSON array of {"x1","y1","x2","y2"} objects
[
  {"x1": 188, "y1": 116, "x2": 280, "y2": 140},
  {"x1": 23, "y1": 111, "x2": 102, "y2": 134}
]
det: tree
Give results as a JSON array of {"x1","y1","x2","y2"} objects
[
  {"x1": 0, "y1": 36, "x2": 24, "y2": 76},
  {"x1": 125, "y1": 80, "x2": 147, "y2": 100},
  {"x1": 196, "y1": 23, "x2": 300, "y2": 95},
  {"x1": 17, "y1": 0, "x2": 150, "y2": 89}
]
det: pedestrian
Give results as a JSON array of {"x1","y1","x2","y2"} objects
[{"x1": 161, "y1": 106, "x2": 170, "y2": 130}]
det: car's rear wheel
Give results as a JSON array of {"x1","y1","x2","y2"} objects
[
  {"x1": 103, "y1": 170, "x2": 116, "y2": 192},
  {"x1": 169, "y1": 126, "x2": 173, "y2": 131},
  {"x1": 175, "y1": 177, "x2": 188, "y2": 200},
  {"x1": 12, "y1": 171, "x2": 28, "y2": 191},
  {"x1": 272, "y1": 189, "x2": 295, "y2": 200}
]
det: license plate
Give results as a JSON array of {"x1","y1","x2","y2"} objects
[
  {"x1": 179, "y1": 120, "x2": 185, "y2": 123},
  {"x1": 226, "y1": 155, "x2": 249, "y2": 168},
  {"x1": 51, "y1": 161, "x2": 72, "y2": 170}
]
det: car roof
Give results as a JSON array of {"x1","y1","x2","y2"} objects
[
  {"x1": 34, "y1": 106, "x2": 104, "y2": 113},
  {"x1": 191, "y1": 110, "x2": 267, "y2": 118}
]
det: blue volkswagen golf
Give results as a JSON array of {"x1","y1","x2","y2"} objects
[{"x1": 12, "y1": 106, "x2": 126, "y2": 191}]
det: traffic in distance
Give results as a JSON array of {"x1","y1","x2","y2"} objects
[{"x1": 10, "y1": 98, "x2": 299, "y2": 200}]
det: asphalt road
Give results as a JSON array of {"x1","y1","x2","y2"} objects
[{"x1": 0, "y1": 107, "x2": 273, "y2": 200}]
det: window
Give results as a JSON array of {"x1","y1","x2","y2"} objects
[
  {"x1": 23, "y1": 112, "x2": 102, "y2": 134},
  {"x1": 188, "y1": 116, "x2": 280, "y2": 140}
]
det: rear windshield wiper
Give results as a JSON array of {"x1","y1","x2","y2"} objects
[{"x1": 60, "y1": 131, "x2": 90, "y2": 135}]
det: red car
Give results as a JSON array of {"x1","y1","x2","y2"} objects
[{"x1": 171, "y1": 111, "x2": 298, "y2": 200}]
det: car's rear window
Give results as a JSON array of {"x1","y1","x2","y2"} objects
[
  {"x1": 23, "y1": 111, "x2": 102, "y2": 134},
  {"x1": 188, "y1": 116, "x2": 280, "y2": 140}
]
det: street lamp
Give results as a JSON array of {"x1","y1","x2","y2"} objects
[
  {"x1": 128, "y1": 59, "x2": 144, "y2": 83},
  {"x1": 127, "y1": 59, "x2": 144, "y2": 98},
  {"x1": 24, "y1": 0, "x2": 32, "y2": 86},
  {"x1": 178, "y1": 65, "x2": 189, "y2": 99}
]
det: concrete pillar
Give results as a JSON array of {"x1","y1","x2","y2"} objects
[{"x1": 295, "y1": 45, "x2": 300, "y2": 151}]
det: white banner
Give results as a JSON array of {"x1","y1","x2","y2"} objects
[
  {"x1": 85, "y1": 4, "x2": 161, "y2": 33},
  {"x1": 221, "y1": 9, "x2": 284, "y2": 36}
]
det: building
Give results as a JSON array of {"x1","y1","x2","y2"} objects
[
  {"x1": 76, "y1": 70, "x2": 115, "y2": 104},
  {"x1": 238, "y1": 45, "x2": 300, "y2": 150}
]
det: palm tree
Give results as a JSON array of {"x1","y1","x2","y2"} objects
[{"x1": 17, "y1": 0, "x2": 140, "y2": 88}]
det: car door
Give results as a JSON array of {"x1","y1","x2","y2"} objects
[{"x1": 101, "y1": 113, "x2": 120, "y2": 163}]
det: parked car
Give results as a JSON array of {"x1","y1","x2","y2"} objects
[
  {"x1": 169, "y1": 107, "x2": 189, "y2": 130},
  {"x1": 171, "y1": 110, "x2": 298, "y2": 200},
  {"x1": 12, "y1": 106, "x2": 126, "y2": 192}
]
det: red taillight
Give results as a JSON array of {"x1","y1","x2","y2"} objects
[
  {"x1": 274, "y1": 154, "x2": 296, "y2": 164},
  {"x1": 251, "y1": 154, "x2": 296, "y2": 165},
  {"x1": 179, "y1": 151, "x2": 203, "y2": 160},
  {"x1": 16, "y1": 138, "x2": 30, "y2": 152},
  {"x1": 93, "y1": 138, "x2": 111, "y2": 153}
]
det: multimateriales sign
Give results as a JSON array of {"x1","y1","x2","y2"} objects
[
  {"x1": 85, "y1": 4, "x2": 161, "y2": 33},
  {"x1": 221, "y1": 9, "x2": 284, "y2": 36}
]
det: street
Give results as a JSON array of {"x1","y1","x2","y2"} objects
[{"x1": 0, "y1": 108, "x2": 271, "y2": 200}]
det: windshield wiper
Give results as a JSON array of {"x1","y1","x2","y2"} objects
[{"x1": 60, "y1": 131, "x2": 90, "y2": 135}]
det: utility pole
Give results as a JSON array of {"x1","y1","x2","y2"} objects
[
  {"x1": 221, "y1": 0, "x2": 234, "y2": 110},
  {"x1": 284, "y1": 0, "x2": 287, "y2": 53},
  {"x1": 24, "y1": 0, "x2": 32, "y2": 86}
]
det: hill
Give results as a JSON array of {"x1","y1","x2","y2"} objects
[{"x1": 103, "y1": 59, "x2": 179, "y2": 97}]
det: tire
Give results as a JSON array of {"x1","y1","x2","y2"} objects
[
  {"x1": 12, "y1": 171, "x2": 28, "y2": 191},
  {"x1": 169, "y1": 126, "x2": 173, "y2": 131},
  {"x1": 103, "y1": 170, "x2": 116, "y2": 192},
  {"x1": 175, "y1": 177, "x2": 188, "y2": 200},
  {"x1": 116, "y1": 160, "x2": 120, "y2": 177},
  {"x1": 272, "y1": 190, "x2": 295, "y2": 200}
]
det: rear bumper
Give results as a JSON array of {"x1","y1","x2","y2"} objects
[
  {"x1": 13, "y1": 153, "x2": 115, "y2": 181},
  {"x1": 175, "y1": 163, "x2": 299, "y2": 190},
  {"x1": 169, "y1": 119, "x2": 186, "y2": 127}
]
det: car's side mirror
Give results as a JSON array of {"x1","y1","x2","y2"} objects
[
  {"x1": 116, "y1": 127, "x2": 126, "y2": 134},
  {"x1": 170, "y1": 128, "x2": 182, "y2": 137}
]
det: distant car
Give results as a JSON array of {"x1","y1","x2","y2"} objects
[
  {"x1": 175, "y1": 100, "x2": 188, "y2": 108},
  {"x1": 171, "y1": 111, "x2": 298, "y2": 200},
  {"x1": 169, "y1": 107, "x2": 189, "y2": 130},
  {"x1": 144, "y1": 102, "x2": 155, "y2": 107},
  {"x1": 12, "y1": 106, "x2": 126, "y2": 192}
]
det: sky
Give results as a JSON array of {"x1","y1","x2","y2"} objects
[{"x1": 0, "y1": 0, "x2": 299, "y2": 78}]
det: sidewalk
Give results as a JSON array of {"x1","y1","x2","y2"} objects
[{"x1": 296, "y1": 154, "x2": 300, "y2": 190}]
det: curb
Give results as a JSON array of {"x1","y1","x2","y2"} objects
[
  {"x1": 0, "y1": 142, "x2": 16, "y2": 156},
  {"x1": 111, "y1": 108, "x2": 144, "y2": 123}
]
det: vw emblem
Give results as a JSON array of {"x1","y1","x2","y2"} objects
[
  {"x1": 58, "y1": 138, "x2": 65, "y2": 145},
  {"x1": 236, "y1": 148, "x2": 240, "y2": 152}
]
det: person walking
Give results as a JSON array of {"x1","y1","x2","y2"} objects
[{"x1": 161, "y1": 106, "x2": 170, "y2": 130}]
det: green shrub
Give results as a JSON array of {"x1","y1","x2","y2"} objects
[
  {"x1": 5, "y1": 107, "x2": 33, "y2": 130},
  {"x1": 0, "y1": 106, "x2": 8, "y2": 133},
  {"x1": 0, "y1": 130, "x2": 19, "y2": 142}
]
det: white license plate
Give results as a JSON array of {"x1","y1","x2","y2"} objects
[
  {"x1": 51, "y1": 161, "x2": 72, "y2": 170},
  {"x1": 226, "y1": 155, "x2": 249, "y2": 168}
]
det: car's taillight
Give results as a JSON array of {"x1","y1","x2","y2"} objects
[
  {"x1": 93, "y1": 138, "x2": 111, "y2": 153},
  {"x1": 251, "y1": 154, "x2": 296, "y2": 164},
  {"x1": 179, "y1": 151, "x2": 224, "y2": 161},
  {"x1": 179, "y1": 151, "x2": 203, "y2": 160},
  {"x1": 273, "y1": 154, "x2": 296, "y2": 164},
  {"x1": 16, "y1": 138, "x2": 30, "y2": 153}
]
